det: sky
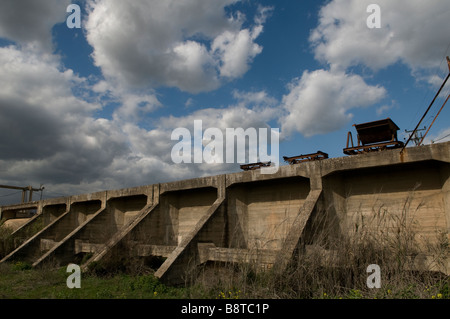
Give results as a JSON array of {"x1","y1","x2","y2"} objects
[{"x1": 0, "y1": 0, "x2": 450, "y2": 205}]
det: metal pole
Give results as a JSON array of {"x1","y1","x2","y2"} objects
[
  {"x1": 401, "y1": 57, "x2": 450, "y2": 153},
  {"x1": 28, "y1": 186, "x2": 33, "y2": 202},
  {"x1": 418, "y1": 94, "x2": 450, "y2": 146},
  {"x1": 0, "y1": 184, "x2": 28, "y2": 190},
  {"x1": 0, "y1": 184, "x2": 44, "y2": 203}
]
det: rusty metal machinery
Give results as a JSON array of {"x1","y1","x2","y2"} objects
[
  {"x1": 240, "y1": 161, "x2": 272, "y2": 171},
  {"x1": 343, "y1": 118, "x2": 404, "y2": 155},
  {"x1": 283, "y1": 151, "x2": 329, "y2": 164}
]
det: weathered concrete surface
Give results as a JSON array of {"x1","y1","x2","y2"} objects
[{"x1": 1, "y1": 141, "x2": 449, "y2": 283}]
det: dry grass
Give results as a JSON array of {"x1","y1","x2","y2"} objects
[{"x1": 190, "y1": 193, "x2": 449, "y2": 299}]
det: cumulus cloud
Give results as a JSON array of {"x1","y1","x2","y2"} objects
[
  {"x1": 90, "y1": 76, "x2": 164, "y2": 129},
  {"x1": 212, "y1": 26, "x2": 263, "y2": 78},
  {"x1": 0, "y1": 46, "x2": 129, "y2": 188},
  {"x1": 123, "y1": 93, "x2": 279, "y2": 177},
  {"x1": 0, "y1": 0, "x2": 70, "y2": 51},
  {"x1": 85, "y1": 0, "x2": 270, "y2": 93},
  {"x1": 0, "y1": 1, "x2": 273, "y2": 203},
  {"x1": 430, "y1": 128, "x2": 450, "y2": 144},
  {"x1": 0, "y1": 45, "x2": 198, "y2": 195},
  {"x1": 232, "y1": 90, "x2": 278, "y2": 108},
  {"x1": 0, "y1": 44, "x2": 278, "y2": 201},
  {"x1": 310, "y1": 0, "x2": 450, "y2": 73},
  {"x1": 280, "y1": 70, "x2": 386, "y2": 137}
]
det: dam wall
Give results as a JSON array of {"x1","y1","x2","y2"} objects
[{"x1": 1, "y1": 142, "x2": 449, "y2": 284}]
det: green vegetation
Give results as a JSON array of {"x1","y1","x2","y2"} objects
[
  {"x1": 0, "y1": 262, "x2": 185, "y2": 299},
  {"x1": 0, "y1": 259, "x2": 447, "y2": 299}
]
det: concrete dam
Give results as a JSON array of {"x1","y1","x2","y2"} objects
[{"x1": 0, "y1": 141, "x2": 449, "y2": 284}]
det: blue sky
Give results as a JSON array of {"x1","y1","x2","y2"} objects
[{"x1": 0, "y1": 0, "x2": 449, "y2": 204}]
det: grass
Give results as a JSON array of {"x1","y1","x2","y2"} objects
[
  {"x1": 0, "y1": 262, "x2": 187, "y2": 299},
  {"x1": 0, "y1": 260, "x2": 447, "y2": 299}
]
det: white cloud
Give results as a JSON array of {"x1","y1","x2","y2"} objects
[
  {"x1": 0, "y1": 44, "x2": 280, "y2": 201},
  {"x1": 212, "y1": 28, "x2": 262, "y2": 78},
  {"x1": 376, "y1": 102, "x2": 395, "y2": 116},
  {"x1": 112, "y1": 93, "x2": 161, "y2": 124},
  {"x1": 85, "y1": 0, "x2": 269, "y2": 93},
  {"x1": 158, "y1": 102, "x2": 276, "y2": 133},
  {"x1": 0, "y1": 0, "x2": 70, "y2": 51},
  {"x1": 232, "y1": 90, "x2": 278, "y2": 109},
  {"x1": 0, "y1": 46, "x2": 98, "y2": 116},
  {"x1": 0, "y1": 46, "x2": 171, "y2": 197},
  {"x1": 0, "y1": 46, "x2": 128, "y2": 186},
  {"x1": 89, "y1": 77, "x2": 163, "y2": 124},
  {"x1": 310, "y1": 0, "x2": 450, "y2": 73},
  {"x1": 280, "y1": 69, "x2": 386, "y2": 137},
  {"x1": 423, "y1": 127, "x2": 450, "y2": 145},
  {"x1": 122, "y1": 97, "x2": 279, "y2": 175}
]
